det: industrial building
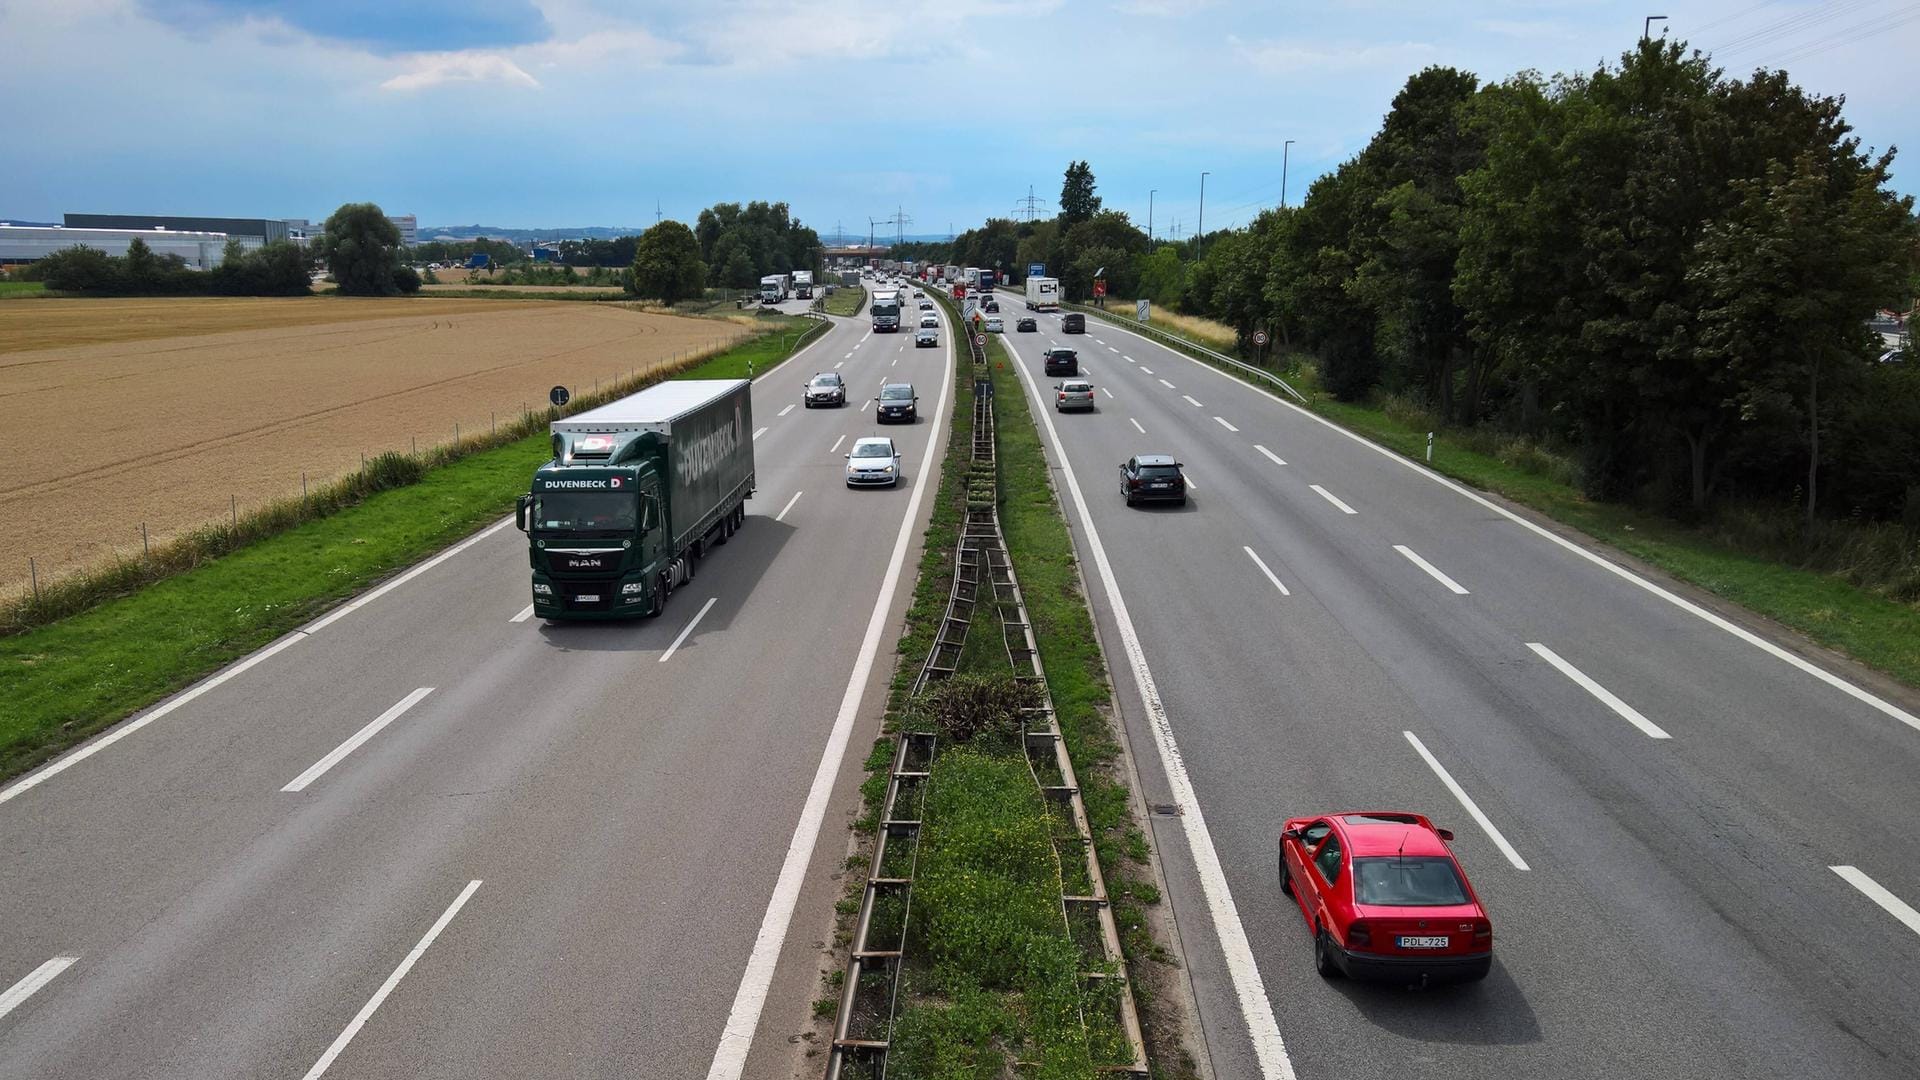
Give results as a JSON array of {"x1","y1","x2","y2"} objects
[
  {"x1": 64, "y1": 213, "x2": 289, "y2": 246},
  {"x1": 0, "y1": 225, "x2": 236, "y2": 268}
]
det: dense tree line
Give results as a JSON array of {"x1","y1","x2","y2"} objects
[
  {"x1": 29, "y1": 237, "x2": 312, "y2": 296},
  {"x1": 692, "y1": 201, "x2": 822, "y2": 289},
  {"x1": 408, "y1": 237, "x2": 529, "y2": 268},
  {"x1": 931, "y1": 42, "x2": 1919, "y2": 527}
]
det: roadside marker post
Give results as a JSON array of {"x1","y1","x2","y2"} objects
[{"x1": 1427, "y1": 432, "x2": 1434, "y2": 462}]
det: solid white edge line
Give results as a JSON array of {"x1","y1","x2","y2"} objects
[
  {"x1": 703, "y1": 288, "x2": 956, "y2": 1080},
  {"x1": 1214, "y1": 416, "x2": 1239, "y2": 432},
  {"x1": 1093, "y1": 311, "x2": 1920, "y2": 736},
  {"x1": 752, "y1": 426, "x2": 769, "y2": 440},
  {"x1": 1254, "y1": 444, "x2": 1287, "y2": 467},
  {"x1": 1000, "y1": 333, "x2": 1297, "y2": 1079},
  {"x1": 775, "y1": 491, "x2": 804, "y2": 523},
  {"x1": 1394, "y1": 545, "x2": 1470, "y2": 595},
  {"x1": 777, "y1": 404, "x2": 795, "y2": 417},
  {"x1": 659, "y1": 597, "x2": 718, "y2": 663},
  {"x1": 1830, "y1": 866, "x2": 1920, "y2": 937},
  {"x1": 1309, "y1": 484, "x2": 1357, "y2": 515},
  {"x1": 1527, "y1": 643, "x2": 1671, "y2": 739},
  {"x1": 300, "y1": 880, "x2": 481, "y2": 1080},
  {"x1": 1242, "y1": 547, "x2": 1291, "y2": 596},
  {"x1": 281, "y1": 687, "x2": 435, "y2": 793},
  {"x1": 510, "y1": 603, "x2": 535, "y2": 623},
  {"x1": 1130, "y1": 418, "x2": 1146, "y2": 434},
  {"x1": 1402, "y1": 731, "x2": 1531, "y2": 871},
  {"x1": 0, "y1": 955, "x2": 78, "y2": 1020}
]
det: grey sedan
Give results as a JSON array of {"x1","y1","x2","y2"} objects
[{"x1": 1054, "y1": 379, "x2": 1095, "y2": 412}]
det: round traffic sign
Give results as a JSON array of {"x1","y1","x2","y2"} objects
[
  {"x1": 1252, "y1": 330, "x2": 1269, "y2": 347},
  {"x1": 549, "y1": 385, "x2": 570, "y2": 407},
  {"x1": 974, "y1": 334, "x2": 985, "y2": 347}
]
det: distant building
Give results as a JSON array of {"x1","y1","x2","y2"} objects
[
  {"x1": 0, "y1": 225, "x2": 236, "y2": 268},
  {"x1": 64, "y1": 213, "x2": 288, "y2": 246},
  {"x1": 387, "y1": 214, "x2": 418, "y2": 246},
  {"x1": 283, "y1": 218, "x2": 315, "y2": 245}
]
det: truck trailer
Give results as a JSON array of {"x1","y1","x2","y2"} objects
[
  {"x1": 516, "y1": 380, "x2": 755, "y2": 620},
  {"x1": 1025, "y1": 276, "x2": 1060, "y2": 311},
  {"x1": 871, "y1": 288, "x2": 902, "y2": 332}
]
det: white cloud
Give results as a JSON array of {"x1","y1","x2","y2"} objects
[
  {"x1": 1114, "y1": 0, "x2": 1216, "y2": 15},
  {"x1": 1228, "y1": 34, "x2": 1436, "y2": 73},
  {"x1": 380, "y1": 52, "x2": 540, "y2": 91}
]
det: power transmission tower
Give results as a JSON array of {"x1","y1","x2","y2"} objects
[
  {"x1": 654, "y1": 200, "x2": 663, "y2": 226},
  {"x1": 1011, "y1": 185, "x2": 1047, "y2": 222}
]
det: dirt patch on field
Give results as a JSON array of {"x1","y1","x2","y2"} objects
[
  {"x1": 0, "y1": 298, "x2": 750, "y2": 594},
  {"x1": 418, "y1": 283, "x2": 626, "y2": 295}
]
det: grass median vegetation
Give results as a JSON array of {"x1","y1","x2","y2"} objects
[{"x1": 0, "y1": 323, "x2": 819, "y2": 784}]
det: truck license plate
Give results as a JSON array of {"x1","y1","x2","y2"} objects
[
  {"x1": 1397, "y1": 936, "x2": 1448, "y2": 949},
  {"x1": 575, "y1": 594, "x2": 600, "y2": 603}
]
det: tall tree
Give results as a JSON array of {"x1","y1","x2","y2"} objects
[
  {"x1": 319, "y1": 203, "x2": 407, "y2": 296},
  {"x1": 629, "y1": 221, "x2": 707, "y2": 304},
  {"x1": 1059, "y1": 161, "x2": 1101, "y2": 227}
]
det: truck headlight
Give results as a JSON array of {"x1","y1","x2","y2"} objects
[
  {"x1": 533, "y1": 583, "x2": 552, "y2": 595},
  {"x1": 622, "y1": 582, "x2": 644, "y2": 595}
]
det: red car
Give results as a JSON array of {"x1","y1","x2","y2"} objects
[{"x1": 1278, "y1": 811, "x2": 1492, "y2": 985}]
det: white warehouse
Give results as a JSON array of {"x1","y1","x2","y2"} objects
[{"x1": 0, "y1": 225, "x2": 246, "y2": 270}]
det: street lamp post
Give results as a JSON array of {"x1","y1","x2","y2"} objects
[
  {"x1": 1282, "y1": 140, "x2": 1295, "y2": 208},
  {"x1": 1148, "y1": 190, "x2": 1156, "y2": 247},
  {"x1": 1643, "y1": 14, "x2": 1666, "y2": 40},
  {"x1": 1197, "y1": 171, "x2": 1209, "y2": 247}
]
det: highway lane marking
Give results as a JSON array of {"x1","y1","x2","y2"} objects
[
  {"x1": 1181, "y1": 469, "x2": 1198, "y2": 491},
  {"x1": 833, "y1": 361, "x2": 844, "y2": 369},
  {"x1": 1090, "y1": 311, "x2": 1920, "y2": 737},
  {"x1": 752, "y1": 427, "x2": 769, "y2": 441},
  {"x1": 891, "y1": 354, "x2": 899, "y2": 367},
  {"x1": 860, "y1": 399, "x2": 872, "y2": 412},
  {"x1": 1129, "y1": 418, "x2": 1146, "y2": 434},
  {"x1": 1102, "y1": 387, "x2": 1114, "y2": 399},
  {"x1": 301, "y1": 880, "x2": 481, "y2": 1080},
  {"x1": 1394, "y1": 545, "x2": 1470, "y2": 595},
  {"x1": 998, "y1": 333, "x2": 1298, "y2": 1080},
  {"x1": 1141, "y1": 367, "x2": 1156, "y2": 375},
  {"x1": 509, "y1": 604, "x2": 535, "y2": 623},
  {"x1": 1094, "y1": 338, "x2": 1106, "y2": 344},
  {"x1": 703, "y1": 292, "x2": 956, "y2": 1080},
  {"x1": 1243, "y1": 547, "x2": 1291, "y2": 596},
  {"x1": 829, "y1": 435, "x2": 846, "y2": 454},
  {"x1": 659, "y1": 597, "x2": 718, "y2": 663},
  {"x1": 775, "y1": 491, "x2": 803, "y2": 522},
  {"x1": 1124, "y1": 355, "x2": 1135, "y2": 362},
  {"x1": 777, "y1": 404, "x2": 795, "y2": 417},
  {"x1": 1254, "y1": 444, "x2": 1287, "y2": 466},
  {"x1": 0, "y1": 516, "x2": 516, "y2": 807},
  {"x1": 1182, "y1": 395, "x2": 1203, "y2": 407},
  {"x1": 1108, "y1": 346, "x2": 1121, "y2": 353},
  {"x1": 0, "y1": 955, "x2": 77, "y2": 1021},
  {"x1": 1830, "y1": 866, "x2": 1920, "y2": 937},
  {"x1": 1159, "y1": 379, "x2": 1176, "y2": 390},
  {"x1": 859, "y1": 331, "x2": 871, "y2": 343},
  {"x1": 1403, "y1": 732, "x2": 1531, "y2": 871},
  {"x1": 1309, "y1": 484, "x2": 1358, "y2": 515},
  {"x1": 281, "y1": 688, "x2": 435, "y2": 792},
  {"x1": 1214, "y1": 416, "x2": 1239, "y2": 432},
  {"x1": 1528, "y1": 644, "x2": 1671, "y2": 739},
  {"x1": 844, "y1": 351, "x2": 854, "y2": 359}
]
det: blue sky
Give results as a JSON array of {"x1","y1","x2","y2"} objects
[{"x1": 3, "y1": 1, "x2": 1915, "y2": 240}]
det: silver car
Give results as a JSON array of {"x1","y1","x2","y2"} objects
[
  {"x1": 985, "y1": 316, "x2": 1004, "y2": 333},
  {"x1": 916, "y1": 326, "x2": 939, "y2": 347},
  {"x1": 1054, "y1": 379, "x2": 1095, "y2": 412},
  {"x1": 846, "y1": 436, "x2": 902, "y2": 487},
  {"x1": 920, "y1": 313, "x2": 939, "y2": 329}
]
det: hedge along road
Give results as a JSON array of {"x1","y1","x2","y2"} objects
[
  {"x1": 991, "y1": 293, "x2": 1920, "y2": 1080},
  {"x1": 0, "y1": 303, "x2": 959, "y2": 1080}
]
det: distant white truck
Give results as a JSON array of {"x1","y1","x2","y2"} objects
[
  {"x1": 759, "y1": 274, "x2": 790, "y2": 304},
  {"x1": 1024, "y1": 276, "x2": 1060, "y2": 312},
  {"x1": 793, "y1": 270, "x2": 815, "y2": 299}
]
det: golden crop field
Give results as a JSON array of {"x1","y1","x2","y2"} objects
[{"x1": 0, "y1": 296, "x2": 749, "y2": 595}]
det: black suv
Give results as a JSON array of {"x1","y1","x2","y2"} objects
[
  {"x1": 803, "y1": 371, "x2": 846, "y2": 407},
  {"x1": 1015, "y1": 317, "x2": 1038, "y2": 332},
  {"x1": 875, "y1": 382, "x2": 918, "y2": 423},
  {"x1": 1043, "y1": 348, "x2": 1079, "y2": 376},
  {"x1": 1062, "y1": 313, "x2": 1086, "y2": 333},
  {"x1": 1120, "y1": 454, "x2": 1187, "y2": 506}
]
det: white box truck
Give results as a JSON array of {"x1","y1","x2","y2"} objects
[
  {"x1": 793, "y1": 270, "x2": 815, "y2": 299},
  {"x1": 1025, "y1": 276, "x2": 1060, "y2": 311}
]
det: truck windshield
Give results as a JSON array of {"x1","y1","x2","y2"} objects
[{"x1": 535, "y1": 491, "x2": 637, "y2": 534}]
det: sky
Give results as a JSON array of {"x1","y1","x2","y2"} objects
[{"x1": 3, "y1": 0, "x2": 1916, "y2": 242}]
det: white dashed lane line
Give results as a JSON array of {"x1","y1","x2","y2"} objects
[
  {"x1": 1309, "y1": 484, "x2": 1357, "y2": 515},
  {"x1": 1527, "y1": 643, "x2": 1671, "y2": 739},
  {"x1": 1254, "y1": 445, "x2": 1287, "y2": 467},
  {"x1": 1214, "y1": 417, "x2": 1238, "y2": 432},
  {"x1": 0, "y1": 956, "x2": 78, "y2": 1021},
  {"x1": 1394, "y1": 545, "x2": 1470, "y2": 595},
  {"x1": 1243, "y1": 546, "x2": 1291, "y2": 596},
  {"x1": 1130, "y1": 418, "x2": 1146, "y2": 434}
]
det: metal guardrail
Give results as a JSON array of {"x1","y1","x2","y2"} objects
[{"x1": 1052, "y1": 296, "x2": 1309, "y2": 403}]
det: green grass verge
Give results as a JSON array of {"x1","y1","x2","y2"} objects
[
  {"x1": 822, "y1": 285, "x2": 867, "y2": 318},
  {"x1": 0, "y1": 281, "x2": 48, "y2": 298},
  {"x1": 1305, "y1": 396, "x2": 1920, "y2": 688},
  {"x1": 0, "y1": 325, "x2": 818, "y2": 783}
]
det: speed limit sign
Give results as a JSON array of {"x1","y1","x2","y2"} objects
[
  {"x1": 974, "y1": 334, "x2": 985, "y2": 347},
  {"x1": 1252, "y1": 330, "x2": 1269, "y2": 347}
]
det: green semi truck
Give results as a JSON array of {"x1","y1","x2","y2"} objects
[{"x1": 515, "y1": 379, "x2": 755, "y2": 620}]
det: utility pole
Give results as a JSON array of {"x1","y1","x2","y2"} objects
[
  {"x1": 1282, "y1": 141, "x2": 1295, "y2": 208},
  {"x1": 1148, "y1": 190, "x2": 1156, "y2": 247},
  {"x1": 655, "y1": 200, "x2": 663, "y2": 226},
  {"x1": 1643, "y1": 14, "x2": 1666, "y2": 40},
  {"x1": 1197, "y1": 171, "x2": 1209, "y2": 247}
]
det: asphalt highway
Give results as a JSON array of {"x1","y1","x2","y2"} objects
[
  {"x1": 980, "y1": 289, "x2": 1920, "y2": 1080},
  {"x1": 0, "y1": 292, "x2": 955, "y2": 1079}
]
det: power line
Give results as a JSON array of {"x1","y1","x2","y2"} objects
[
  {"x1": 1710, "y1": 0, "x2": 1885, "y2": 57},
  {"x1": 1760, "y1": 1, "x2": 1920, "y2": 65}
]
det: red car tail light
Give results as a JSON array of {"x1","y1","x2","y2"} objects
[
  {"x1": 1473, "y1": 922, "x2": 1492, "y2": 944},
  {"x1": 1346, "y1": 921, "x2": 1373, "y2": 950},
  {"x1": 1058, "y1": 392, "x2": 1067, "y2": 401}
]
